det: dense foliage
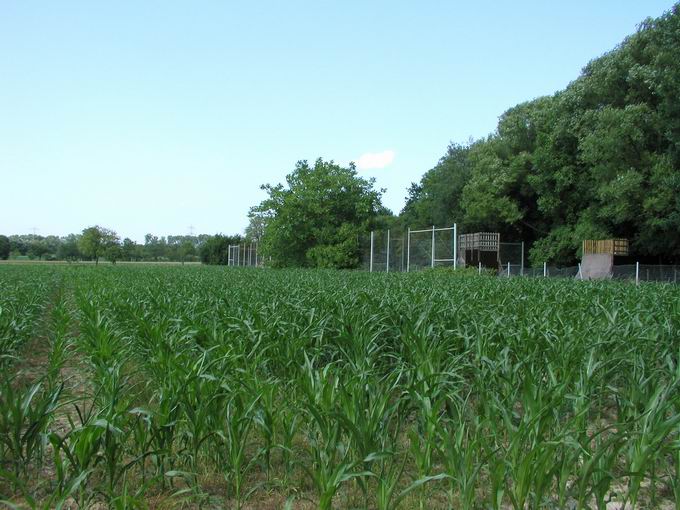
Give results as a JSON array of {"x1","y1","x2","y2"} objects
[
  {"x1": 0, "y1": 235, "x2": 9, "y2": 260},
  {"x1": 403, "y1": 5, "x2": 680, "y2": 265},
  {"x1": 1, "y1": 265, "x2": 679, "y2": 508},
  {"x1": 198, "y1": 233, "x2": 243, "y2": 265},
  {"x1": 251, "y1": 158, "x2": 387, "y2": 268}
]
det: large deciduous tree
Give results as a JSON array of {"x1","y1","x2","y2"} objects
[
  {"x1": 255, "y1": 158, "x2": 386, "y2": 268},
  {"x1": 79, "y1": 226, "x2": 119, "y2": 265},
  {"x1": 401, "y1": 5, "x2": 680, "y2": 265}
]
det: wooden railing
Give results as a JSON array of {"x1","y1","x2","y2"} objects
[
  {"x1": 583, "y1": 239, "x2": 629, "y2": 256},
  {"x1": 458, "y1": 232, "x2": 500, "y2": 252}
]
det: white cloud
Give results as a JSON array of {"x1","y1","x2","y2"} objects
[{"x1": 355, "y1": 150, "x2": 395, "y2": 170}]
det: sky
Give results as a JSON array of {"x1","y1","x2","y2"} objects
[{"x1": 1, "y1": 1, "x2": 675, "y2": 242}]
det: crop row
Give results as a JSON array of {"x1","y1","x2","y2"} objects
[{"x1": 1, "y1": 265, "x2": 679, "y2": 509}]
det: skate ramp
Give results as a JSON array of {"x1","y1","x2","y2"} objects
[{"x1": 581, "y1": 254, "x2": 613, "y2": 280}]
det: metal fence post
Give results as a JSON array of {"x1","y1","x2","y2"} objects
[
  {"x1": 636, "y1": 261, "x2": 639, "y2": 285},
  {"x1": 543, "y1": 261, "x2": 547, "y2": 277},
  {"x1": 431, "y1": 225, "x2": 435, "y2": 269},
  {"x1": 386, "y1": 229, "x2": 390, "y2": 273},
  {"x1": 369, "y1": 231, "x2": 374, "y2": 273},
  {"x1": 507, "y1": 261, "x2": 510, "y2": 277},
  {"x1": 478, "y1": 261, "x2": 481, "y2": 275},
  {"x1": 521, "y1": 242, "x2": 524, "y2": 276},
  {"x1": 453, "y1": 224, "x2": 457, "y2": 270},
  {"x1": 407, "y1": 228, "x2": 411, "y2": 272}
]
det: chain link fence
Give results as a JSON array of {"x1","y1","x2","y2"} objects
[
  {"x1": 361, "y1": 226, "x2": 679, "y2": 284},
  {"x1": 502, "y1": 263, "x2": 680, "y2": 284}
]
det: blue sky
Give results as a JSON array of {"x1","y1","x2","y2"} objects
[{"x1": 1, "y1": 1, "x2": 674, "y2": 242}]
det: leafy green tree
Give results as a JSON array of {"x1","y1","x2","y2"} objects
[
  {"x1": 401, "y1": 5, "x2": 680, "y2": 265},
  {"x1": 28, "y1": 240, "x2": 49, "y2": 260},
  {"x1": 401, "y1": 143, "x2": 472, "y2": 228},
  {"x1": 121, "y1": 238, "x2": 138, "y2": 261},
  {"x1": 79, "y1": 226, "x2": 119, "y2": 265},
  {"x1": 255, "y1": 158, "x2": 385, "y2": 268},
  {"x1": 0, "y1": 235, "x2": 9, "y2": 260},
  {"x1": 144, "y1": 234, "x2": 168, "y2": 261},
  {"x1": 179, "y1": 240, "x2": 195, "y2": 264},
  {"x1": 199, "y1": 234, "x2": 241, "y2": 265},
  {"x1": 105, "y1": 243, "x2": 123, "y2": 264},
  {"x1": 57, "y1": 234, "x2": 81, "y2": 261}
]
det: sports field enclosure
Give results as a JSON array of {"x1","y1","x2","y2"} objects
[{"x1": 1, "y1": 264, "x2": 679, "y2": 509}]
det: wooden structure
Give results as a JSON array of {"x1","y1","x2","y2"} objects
[
  {"x1": 582, "y1": 239, "x2": 629, "y2": 256},
  {"x1": 458, "y1": 232, "x2": 501, "y2": 269},
  {"x1": 581, "y1": 239, "x2": 629, "y2": 280}
]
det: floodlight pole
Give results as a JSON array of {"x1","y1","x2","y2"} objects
[
  {"x1": 386, "y1": 229, "x2": 390, "y2": 273},
  {"x1": 369, "y1": 231, "x2": 374, "y2": 273},
  {"x1": 407, "y1": 228, "x2": 411, "y2": 272},
  {"x1": 431, "y1": 225, "x2": 435, "y2": 268}
]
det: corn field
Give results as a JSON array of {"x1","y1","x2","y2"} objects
[{"x1": 1, "y1": 264, "x2": 679, "y2": 509}]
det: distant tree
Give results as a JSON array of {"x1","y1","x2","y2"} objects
[
  {"x1": 28, "y1": 240, "x2": 49, "y2": 260},
  {"x1": 9, "y1": 236, "x2": 28, "y2": 256},
  {"x1": 254, "y1": 158, "x2": 385, "y2": 268},
  {"x1": 79, "y1": 226, "x2": 119, "y2": 265},
  {"x1": 179, "y1": 240, "x2": 195, "y2": 265},
  {"x1": 121, "y1": 238, "x2": 138, "y2": 261},
  {"x1": 57, "y1": 234, "x2": 81, "y2": 261},
  {"x1": 144, "y1": 234, "x2": 168, "y2": 261},
  {"x1": 105, "y1": 243, "x2": 123, "y2": 264},
  {"x1": 0, "y1": 235, "x2": 9, "y2": 260},
  {"x1": 199, "y1": 234, "x2": 241, "y2": 265}
]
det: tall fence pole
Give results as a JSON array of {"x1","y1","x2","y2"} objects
[
  {"x1": 543, "y1": 261, "x2": 547, "y2": 277},
  {"x1": 453, "y1": 224, "x2": 458, "y2": 270},
  {"x1": 507, "y1": 261, "x2": 510, "y2": 277},
  {"x1": 386, "y1": 229, "x2": 390, "y2": 273},
  {"x1": 407, "y1": 228, "x2": 411, "y2": 272},
  {"x1": 636, "y1": 261, "x2": 640, "y2": 285},
  {"x1": 369, "y1": 231, "x2": 374, "y2": 273},
  {"x1": 478, "y1": 261, "x2": 482, "y2": 275},
  {"x1": 521, "y1": 242, "x2": 524, "y2": 276},
  {"x1": 431, "y1": 225, "x2": 435, "y2": 269}
]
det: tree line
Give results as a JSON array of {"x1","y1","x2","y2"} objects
[
  {"x1": 0, "y1": 229, "x2": 244, "y2": 265},
  {"x1": 249, "y1": 4, "x2": 680, "y2": 268}
]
